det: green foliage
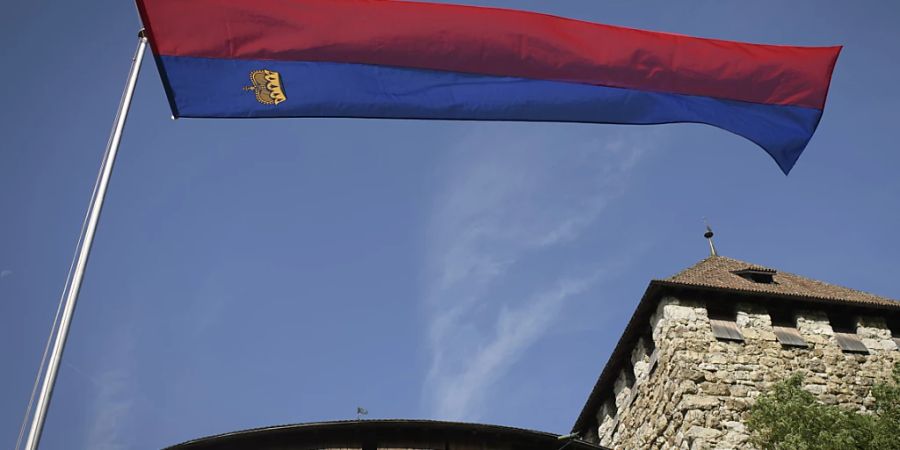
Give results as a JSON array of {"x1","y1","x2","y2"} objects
[
  {"x1": 746, "y1": 363, "x2": 900, "y2": 450},
  {"x1": 869, "y1": 364, "x2": 900, "y2": 450}
]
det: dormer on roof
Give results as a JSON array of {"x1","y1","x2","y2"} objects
[{"x1": 732, "y1": 266, "x2": 777, "y2": 284}]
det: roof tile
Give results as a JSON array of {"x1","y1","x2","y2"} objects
[{"x1": 662, "y1": 256, "x2": 897, "y2": 307}]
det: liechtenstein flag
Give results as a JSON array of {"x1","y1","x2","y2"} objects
[{"x1": 136, "y1": 0, "x2": 840, "y2": 174}]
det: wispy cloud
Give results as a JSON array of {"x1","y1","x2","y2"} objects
[
  {"x1": 84, "y1": 325, "x2": 137, "y2": 450},
  {"x1": 429, "y1": 274, "x2": 599, "y2": 419},
  {"x1": 422, "y1": 124, "x2": 655, "y2": 420},
  {"x1": 1, "y1": 269, "x2": 12, "y2": 279}
]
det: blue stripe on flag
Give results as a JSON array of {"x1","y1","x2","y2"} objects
[{"x1": 160, "y1": 56, "x2": 822, "y2": 173}]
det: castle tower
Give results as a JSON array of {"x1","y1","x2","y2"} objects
[{"x1": 571, "y1": 252, "x2": 899, "y2": 449}]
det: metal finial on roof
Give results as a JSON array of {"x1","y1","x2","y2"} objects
[{"x1": 703, "y1": 220, "x2": 718, "y2": 257}]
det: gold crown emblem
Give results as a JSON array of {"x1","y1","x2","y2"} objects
[{"x1": 244, "y1": 69, "x2": 287, "y2": 105}]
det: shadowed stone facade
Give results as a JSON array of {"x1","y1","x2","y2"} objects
[{"x1": 573, "y1": 256, "x2": 900, "y2": 450}]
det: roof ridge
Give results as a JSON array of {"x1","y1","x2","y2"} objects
[{"x1": 663, "y1": 255, "x2": 762, "y2": 280}]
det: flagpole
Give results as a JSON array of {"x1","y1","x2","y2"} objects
[{"x1": 23, "y1": 31, "x2": 148, "y2": 450}]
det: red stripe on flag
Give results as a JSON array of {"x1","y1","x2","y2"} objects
[{"x1": 137, "y1": 0, "x2": 840, "y2": 109}]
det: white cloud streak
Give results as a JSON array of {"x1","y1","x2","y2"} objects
[
  {"x1": 422, "y1": 124, "x2": 655, "y2": 420},
  {"x1": 83, "y1": 325, "x2": 137, "y2": 450},
  {"x1": 429, "y1": 275, "x2": 599, "y2": 419},
  {"x1": 1, "y1": 269, "x2": 12, "y2": 279}
]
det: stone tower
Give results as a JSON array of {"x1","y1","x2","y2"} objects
[{"x1": 571, "y1": 255, "x2": 899, "y2": 450}]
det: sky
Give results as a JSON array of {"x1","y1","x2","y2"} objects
[{"x1": 1, "y1": 1, "x2": 900, "y2": 449}]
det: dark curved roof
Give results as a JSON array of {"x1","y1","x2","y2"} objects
[{"x1": 165, "y1": 419, "x2": 608, "y2": 450}]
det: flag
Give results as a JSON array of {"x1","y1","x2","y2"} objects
[{"x1": 136, "y1": 0, "x2": 841, "y2": 174}]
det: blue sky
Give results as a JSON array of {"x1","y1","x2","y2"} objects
[{"x1": 2, "y1": 1, "x2": 900, "y2": 449}]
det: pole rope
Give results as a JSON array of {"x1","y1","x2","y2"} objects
[{"x1": 18, "y1": 32, "x2": 147, "y2": 449}]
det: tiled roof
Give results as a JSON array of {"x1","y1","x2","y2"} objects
[{"x1": 661, "y1": 256, "x2": 898, "y2": 308}]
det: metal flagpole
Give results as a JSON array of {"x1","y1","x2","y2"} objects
[{"x1": 23, "y1": 30, "x2": 148, "y2": 450}]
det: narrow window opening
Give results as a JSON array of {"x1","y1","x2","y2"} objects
[
  {"x1": 602, "y1": 397, "x2": 621, "y2": 438},
  {"x1": 604, "y1": 398, "x2": 618, "y2": 419},
  {"x1": 888, "y1": 318, "x2": 900, "y2": 350},
  {"x1": 770, "y1": 308, "x2": 808, "y2": 348},
  {"x1": 829, "y1": 314, "x2": 868, "y2": 354},
  {"x1": 623, "y1": 389, "x2": 639, "y2": 409},
  {"x1": 644, "y1": 335, "x2": 656, "y2": 356},
  {"x1": 707, "y1": 304, "x2": 744, "y2": 342},
  {"x1": 610, "y1": 417, "x2": 621, "y2": 438},
  {"x1": 647, "y1": 348, "x2": 659, "y2": 376},
  {"x1": 623, "y1": 364, "x2": 636, "y2": 389},
  {"x1": 619, "y1": 364, "x2": 638, "y2": 409}
]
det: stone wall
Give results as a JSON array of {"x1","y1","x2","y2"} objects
[{"x1": 593, "y1": 296, "x2": 899, "y2": 450}]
